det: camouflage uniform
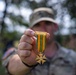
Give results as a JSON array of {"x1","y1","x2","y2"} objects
[
  {"x1": 2, "y1": 43, "x2": 76, "y2": 75},
  {"x1": 2, "y1": 47, "x2": 16, "y2": 75}
]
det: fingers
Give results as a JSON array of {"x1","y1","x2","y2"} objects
[
  {"x1": 20, "y1": 35, "x2": 33, "y2": 44},
  {"x1": 18, "y1": 42, "x2": 32, "y2": 50},
  {"x1": 18, "y1": 49, "x2": 31, "y2": 57},
  {"x1": 20, "y1": 29, "x2": 35, "y2": 44},
  {"x1": 24, "y1": 29, "x2": 35, "y2": 36},
  {"x1": 18, "y1": 29, "x2": 35, "y2": 59}
]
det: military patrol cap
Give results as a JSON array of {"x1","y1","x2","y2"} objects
[{"x1": 29, "y1": 7, "x2": 57, "y2": 27}]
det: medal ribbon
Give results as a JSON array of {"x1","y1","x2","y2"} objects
[{"x1": 35, "y1": 31, "x2": 46, "y2": 53}]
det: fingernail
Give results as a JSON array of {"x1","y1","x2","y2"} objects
[
  {"x1": 30, "y1": 31, "x2": 35, "y2": 35},
  {"x1": 33, "y1": 36, "x2": 37, "y2": 40},
  {"x1": 46, "y1": 33, "x2": 50, "y2": 38}
]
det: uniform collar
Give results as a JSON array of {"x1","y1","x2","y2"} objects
[{"x1": 47, "y1": 42, "x2": 70, "y2": 62}]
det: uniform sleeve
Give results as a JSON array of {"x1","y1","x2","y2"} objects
[
  {"x1": 69, "y1": 50, "x2": 76, "y2": 65},
  {"x1": 2, "y1": 47, "x2": 17, "y2": 75}
]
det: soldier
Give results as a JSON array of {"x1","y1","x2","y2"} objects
[{"x1": 2, "y1": 7, "x2": 76, "y2": 75}]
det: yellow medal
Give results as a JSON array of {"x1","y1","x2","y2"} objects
[{"x1": 35, "y1": 31, "x2": 47, "y2": 64}]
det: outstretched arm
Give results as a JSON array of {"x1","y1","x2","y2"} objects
[
  {"x1": 8, "y1": 54, "x2": 31, "y2": 75},
  {"x1": 6, "y1": 29, "x2": 38, "y2": 75}
]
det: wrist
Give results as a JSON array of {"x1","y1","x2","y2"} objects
[{"x1": 22, "y1": 61, "x2": 38, "y2": 68}]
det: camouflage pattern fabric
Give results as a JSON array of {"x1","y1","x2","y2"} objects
[
  {"x1": 2, "y1": 47, "x2": 16, "y2": 75},
  {"x1": 26, "y1": 44, "x2": 76, "y2": 75},
  {"x1": 2, "y1": 43, "x2": 76, "y2": 75}
]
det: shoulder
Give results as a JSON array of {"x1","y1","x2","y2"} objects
[
  {"x1": 61, "y1": 47, "x2": 76, "y2": 64},
  {"x1": 2, "y1": 47, "x2": 16, "y2": 67},
  {"x1": 61, "y1": 47, "x2": 76, "y2": 57},
  {"x1": 2, "y1": 47, "x2": 16, "y2": 60}
]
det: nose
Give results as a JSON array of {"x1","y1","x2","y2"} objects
[{"x1": 40, "y1": 22, "x2": 47, "y2": 31}]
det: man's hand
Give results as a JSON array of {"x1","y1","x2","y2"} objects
[{"x1": 18, "y1": 29, "x2": 37, "y2": 66}]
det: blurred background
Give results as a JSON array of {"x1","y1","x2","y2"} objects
[{"x1": 0, "y1": 0, "x2": 76, "y2": 74}]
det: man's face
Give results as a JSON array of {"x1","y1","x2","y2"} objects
[{"x1": 32, "y1": 21, "x2": 57, "y2": 44}]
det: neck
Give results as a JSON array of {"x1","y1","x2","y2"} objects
[{"x1": 44, "y1": 41, "x2": 58, "y2": 58}]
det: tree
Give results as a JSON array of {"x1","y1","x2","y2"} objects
[{"x1": 0, "y1": 0, "x2": 76, "y2": 51}]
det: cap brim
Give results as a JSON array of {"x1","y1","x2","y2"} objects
[{"x1": 30, "y1": 18, "x2": 57, "y2": 27}]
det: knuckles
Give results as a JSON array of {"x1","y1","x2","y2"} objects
[{"x1": 18, "y1": 42, "x2": 32, "y2": 50}]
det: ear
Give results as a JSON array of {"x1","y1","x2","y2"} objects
[{"x1": 53, "y1": 24, "x2": 58, "y2": 32}]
